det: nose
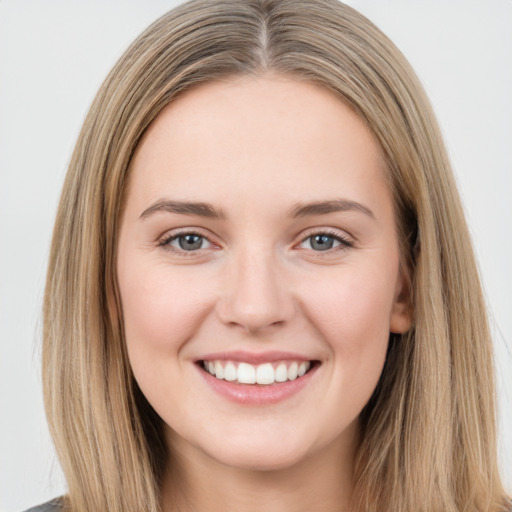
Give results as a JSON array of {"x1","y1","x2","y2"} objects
[{"x1": 216, "y1": 247, "x2": 296, "y2": 335}]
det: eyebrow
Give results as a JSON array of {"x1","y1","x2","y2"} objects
[
  {"x1": 139, "y1": 198, "x2": 374, "y2": 220},
  {"x1": 287, "y1": 199, "x2": 375, "y2": 219},
  {"x1": 140, "y1": 200, "x2": 227, "y2": 220}
]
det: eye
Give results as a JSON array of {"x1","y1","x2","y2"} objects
[
  {"x1": 159, "y1": 231, "x2": 212, "y2": 254},
  {"x1": 298, "y1": 230, "x2": 353, "y2": 252}
]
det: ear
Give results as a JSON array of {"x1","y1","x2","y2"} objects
[{"x1": 389, "y1": 266, "x2": 413, "y2": 334}]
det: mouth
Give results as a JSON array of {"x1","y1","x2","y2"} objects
[
  {"x1": 198, "y1": 359, "x2": 319, "y2": 386},
  {"x1": 194, "y1": 351, "x2": 321, "y2": 404}
]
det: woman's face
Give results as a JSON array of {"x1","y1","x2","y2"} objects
[{"x1": 117, "y1": 75, "x2": 411, "y2": 472}]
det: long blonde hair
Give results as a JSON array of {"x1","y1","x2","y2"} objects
[{"x1": 42, "y1": 1, "x2": 509, "y2": 511}]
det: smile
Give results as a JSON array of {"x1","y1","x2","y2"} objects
[
  {"x1": 202, "y1": 360, "x2": 312, "y2": 385},
  {"x1": 195, "y1": 352, "x2": 321, "y2": 405}
]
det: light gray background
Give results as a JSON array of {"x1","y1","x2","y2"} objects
[{"x1": 1, "y1": 1, "x2": 511, "y2": 510}]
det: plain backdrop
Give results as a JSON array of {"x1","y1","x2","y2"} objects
[{"x1": 1, "y1": 1, "x2": 511, "y2": 510}]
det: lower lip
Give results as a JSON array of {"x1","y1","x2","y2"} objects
[{"x1": 196, "y1": 363, "x2": 319, "y2": 405}]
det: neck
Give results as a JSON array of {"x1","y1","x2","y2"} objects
[{"x1": 162, "y1": 425, "x2": 358, "y2": 512}]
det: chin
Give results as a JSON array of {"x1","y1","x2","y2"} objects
[{"x1": 200, "y1": 434, "x2": 314, "y2": 472}]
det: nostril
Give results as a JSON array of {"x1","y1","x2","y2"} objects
[{"x1": 215, "y1": 266, "x2": 296, "y2": 332}]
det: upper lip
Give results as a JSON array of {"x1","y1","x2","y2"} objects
[{"x1": 196, "y1": 350, "x2": 316, "y2": 364}]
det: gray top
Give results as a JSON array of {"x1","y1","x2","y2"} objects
[{"x1": 22, "y1": 498, "x2": 61, "y2": 512}]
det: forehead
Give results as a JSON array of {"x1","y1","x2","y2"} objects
[{"x1": 127, "y1": 74, "x2": 390, "y2": 216}]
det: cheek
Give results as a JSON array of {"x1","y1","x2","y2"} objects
[
  {"x1": 119, "y1": 260, "x2": 215, "y2": 357},
  {"x1": 299, "y1": 262, "x2": 397, "y2": 413},
  {"x1": 304, "y1": 263, "x2": 397, "y2": 349},
  {"x1": 118, "y1": 260, "x2": 218, "y2": 418}
]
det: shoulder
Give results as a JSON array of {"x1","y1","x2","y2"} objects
[{"x1": 21, "y1": 497, "x2": 63, "y2": 512}]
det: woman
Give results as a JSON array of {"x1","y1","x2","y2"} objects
[{"x1": 27, "y1": 0, "x2": 510, "y2": 511}]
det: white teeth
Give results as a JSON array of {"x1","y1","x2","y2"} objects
[
  {"x1": 298, "y1": 361, "x2": 308, "y2": 377},
  {"x1": 256, "y1": 363, "x2": 275, "y2": 385},
  {"x1": 214, "y1": 361, "x2": 224, "y2": 379},
  {"x1": 203, "y1": 359, "x2": 312, "y2": 385},
  {"x1": 237, "y1": 362, "x2": 256, "y2": 384},
  {"x1": 224, "y1": 362, "x2": 237, "y2": 381},
  {"x1": 275, "y1": 363, "x2": 288, "y2": 382},
  {"x1": 287, "y1": 362, "x2": 298, "y2": 381}
]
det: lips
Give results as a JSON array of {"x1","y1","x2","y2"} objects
[{"x1": 195, "y1": 351, "x2": 320, "y2": 405}]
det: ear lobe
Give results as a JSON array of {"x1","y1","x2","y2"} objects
[{"x1": 390, "y1": 269, "x2": 413, "y2": 334}]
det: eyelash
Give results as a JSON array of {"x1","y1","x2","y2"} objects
[
  {"x1": 158, "y1": 230, "x2": 211, "y2": 257},
  {"x1": 157, "y1": 229, "x2": 354, "y2": 257},
  {"x1": 299, "y1": 229, "x2": 354, "y2": 254}
]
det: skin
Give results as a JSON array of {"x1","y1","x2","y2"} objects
[{"x1": 117, "y1": 74, "x2": 412, "y2": 512}]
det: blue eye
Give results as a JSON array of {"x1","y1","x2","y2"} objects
[
  {"x1": 162, "y1": 232, "x2": 211, "y2": 252},
  {"x1": 309, "y1": 234, "x2": 337, "y2": 251},
  {"x1": 299, "y1": 232, "x2": 352, "y2": 252},
  {"x1": 159, "y1": 229, "x2": 351, "y2": 256}
]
